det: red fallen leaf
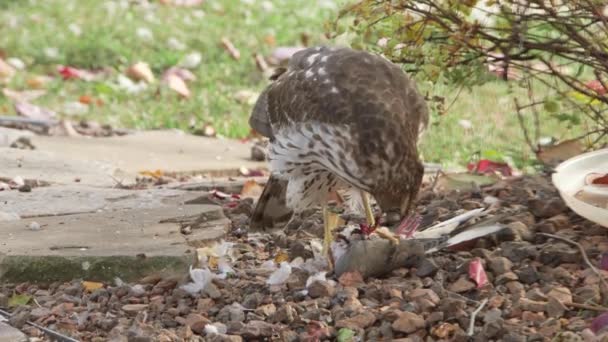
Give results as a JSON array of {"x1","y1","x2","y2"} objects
[
  {"x1": 468, "y1": 258, "x2": 488, "y2": 288},
  {"x1": 58, "y1": 66, "x2": 81, "y2": 80},
  {"x1": 585, "y1": 80, "x2": 607, "y2": 95},
  {"x1": 591, "y1": 312, "x2": 608, "y2": 333},
  {"x1": 592, "y1": 174, "x2": 608, "y2": 185},
  {"x1": 467, "y1": 159, "x2": 512, "y2": 177}
]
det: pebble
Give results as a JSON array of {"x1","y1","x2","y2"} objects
[
  {"x1": 121, "y1": 304, "x2": 149, "y2": 313},
  {"x1": 415, "y1": 258, "x2": 439, "y2": 277},
  {"x1": 184, "y1": 313, "x2": 210, "y2": 334},
  {"x1": 488, "y1": 256, "x2": 513, "y2": 274},
  {"x1": 515, "y1": 265, "x2": 540, "y2": 284},
  {"x1": 307, "y1": 280, "x2": 335, "y2": 298},
  {"x1": 335, "y1": 311, "x2": 376, "y2": 330},
  {"x1": 392, "y1": 312, "x2": 425, "y2": 333},
  {"x1": 448, "y1": 276, "x2": 476, "y2": 293}
]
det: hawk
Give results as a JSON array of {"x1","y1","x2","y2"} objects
[{"x1": 249, "y1": 46, "x2": 428, "y2": 260}]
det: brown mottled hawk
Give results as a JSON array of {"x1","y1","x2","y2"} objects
[{"x1": 249, "y1": 46, "x2": 428, "y2": 244}]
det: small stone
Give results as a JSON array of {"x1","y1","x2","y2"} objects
[
  {"x1": 521, "y1": 311, "x2": 545, "y2": 324},
  {"x1": 30, "y1": 307, "x2": 51, "y2": 320},
  {"x1": 483, "y1": 308, "x2": 503, "y2": 324},
  {"x1": 185, "y1": 313, "x2": 210, "y2": 334},
  {"x1": 518, "y1": 298, "x2": 546, "y2": 312},
  {"x1": 448, "y1": 276, "x2": 476, "y2": 293},
  {"x1": 547, "y1": 286, "x2": 572, "y2": 304},
  {"x1": 335, "y1": 312, "x2": 376, "y2": 330},
  {"x1": 271, "y1": 304, "x2": 296, "y2": 324},
  {"x1": 408, "y1": 288, "x2": 440, "y2": 306},
  {"x1": 0, "y1": 322, "x2": 27, "y2": 342},
  {"x1": 227, "y1": 320, "x2": 276, "y2": 338},
  {"x1": 205, "y1": 333, "x2": 243, "y2": 342},
  {"x1": 122, "y1": 304, "x2": 149, "y2": 313},
  {"x1": 505, "y1": 281, "x2": 525, "y2": 296},
  {"x1": 392, "y1": 312, "x2": 425, "y2": 333},
  {"x1": 308, "y1": 280, "x2": 335, "y2": 298},
  {"x1": 515, "y1": 265, "x2": 540, "y2": 284},
  {"x1": 501, "y1": 242, "x2": 538, "y2": 262},
  {"x1": 338, "y1": 271, "x2": 364, "y2": 287},
  {"x1": 529, "y1": 198, "x2": 567, "y2": 218},
  {"x1": 204, "y1": 282, "x2": 222, "y2": 299},
  {"x1": 415, "y1": 258, "x2": 439, "y2": 277},
  {"x1": 250, "y1": 144, "x2": 266, "y2": 161},
  {"x1": 217, "y1": 303, "x2": 245, "y2": 323},
  {"x1": 539, "y1": 243, "x2": 581, "y2": 265},
  {"x1": 573, "y1": 285, "x2": 600, "y2": 304},
  {"x1": 255, "y1": 304, "x2": 276, "y2": 317},
  {"x1": 495, "y1": 272, "x2": 519, "y2": 284},
  {"x1": 0, "y1": 294, "x2": 8, "y2": 308},
  {"x1": 497, "y1": 221, "x2": 532, "y2": 242},
  {"x1": 487, "y1": 257, "x2": 513, "y2": 275},
  {"x1": 546, "y1": 296, "x2": 567, "y2": 318},
  {"x1": 432, "y1": 322, "x2": 460, "y2": 339},
  {"x1": 482, "y1": 318, "x2": 505, "y2": 339},
  {"x1": 8, "y1": 310, "x2": 30, "y2": 329},
  {"x1": 503, "y1": 332, "x2": 527, "y2": 342},
  {"x1": 526, "y1": 288, "x2": 548, "y2": 301}
]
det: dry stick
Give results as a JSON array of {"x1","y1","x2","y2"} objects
[
  {"x1": 0, "y1": 308, "x2": 80, "y2": 342},
  {"x1": 468, "y1": 298, "x2": 488, "y2": 336},
  {"x1": 565, "y1": 301, "x2": 608, "y2": 312},
  {"x1": 537, "y1": 233, "x2": 608, "y2": 290}
]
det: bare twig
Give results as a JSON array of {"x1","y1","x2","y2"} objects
[
  {"x1": 538, "y1": 233, "x2": 608, "y2": 290},
  {"x1": 565, "y1": 301, "x2": 608, "y2": 312},
  {"x1": 0, "y1": 308, "x2": 80, "y2": 342},
  {"x1": 468, "y1": 298, "x2": 488, "y2": 336}
]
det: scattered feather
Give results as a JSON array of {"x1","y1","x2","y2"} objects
[{"x1": 266, "y1": 262, "x2": 291, "y2": 285}]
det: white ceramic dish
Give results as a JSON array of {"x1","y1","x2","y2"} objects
[{"x1": 552, "y1": 148, "x2": 608, "y2": 227}]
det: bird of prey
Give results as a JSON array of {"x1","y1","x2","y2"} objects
[{"x1": 249, "y1": 46, "x2": 429, "y2": 262}]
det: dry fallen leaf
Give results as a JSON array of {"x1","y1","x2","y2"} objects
[
  {"x1": 468, "y1": 258, "x2": 488, "y2": 288},
  {"x1": 536, "y1": 139, "x2": 584, "y2": 167},
  {"x1": 240, "y1": 179, "x2": 263, "y2": 198},
  {"x1": 26, "y1": 75, "x2": 52, "y2": 89},
  {"x1": 2, "y1": 88, "x2": 46, "y2": 102},
  {"x1": 126, "y1": 62, "x2": 155, "y2": 83},
  {"x1": 82, "y1": 281, "x2": 104, "y2": 292},
  {"x1": 274, "y1": 251, "x2": 289, "y2": 263},
  {"x1": 0, "y1": 58, "x2": 16, "y2": 80},
  {"x1": 166, "y1": 74, "x2": 190, "y2": 98},
  {"x1": 338, "y1": 271, "x2": 364, "y2": 286},
  {"x1": 139, "y1": 169, "x2": 164, "y2": 179},
  {"x1": 14, "y1": 101, "x2": 56, "y2": 120},
  {"x1": 221, "y1": 37, "x2": 240, "y2": 60}
]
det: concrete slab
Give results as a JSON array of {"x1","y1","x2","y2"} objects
[
  {"x1": 0, "y1": 147, "x2": 127, "y2": 188},
  {"x1": 31, "y1": 129, "x2": 265, "y2": 175},
  {"x1": 0, "y1": 185, "x2": 209, "y2": 218},
  {"x1": 0, "y1": 186, "x2": 229, "y2": 283},
  {"x1": 0, "y1": 322, "x2": 27, "y2": 342}
]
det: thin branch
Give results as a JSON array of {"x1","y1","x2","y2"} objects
[{"x1": 468, "y1": 298, "x2": 488, "y2": 336}]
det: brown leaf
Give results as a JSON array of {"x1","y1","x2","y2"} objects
[
  {"x1": 166, "y1": 74, "x2": 191, "y2": 98},
  {"x1": 221, "y1": 37, "x2": 240, "y2": 60},
  {"x1": 240, "y1": 179, "x2": 263, "y2": 198},
  {"x1": 126, "y1": 62, "x2": 155, "y2": 83},
  {"x1": 536, "y1": 139, "x2": 584, "y2": 167},
  {"x1": 0, "y1": 58, "x2": 16, "y2": 80},
  {"x1": 82, "y1": 281, "x2": 104, "y2": 292}
]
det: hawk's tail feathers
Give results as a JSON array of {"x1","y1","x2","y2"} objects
[{"x1": 249, "y1": 174, "x2": 293, "y2": 231}]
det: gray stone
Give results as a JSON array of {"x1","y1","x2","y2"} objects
[
  {"x1": 0, "y1": 188, "x2": 228, "y2": 283},
  {"x1": 0, "y1": 322, "x2": 27, "y2": 342},
  {"x1": 0, "y1": 127, "x2": 33, "y2": 149}
]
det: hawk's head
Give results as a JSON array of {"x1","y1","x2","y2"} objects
[{"x1": 374, "y1": 157, "x2": 425, "y2": 225}]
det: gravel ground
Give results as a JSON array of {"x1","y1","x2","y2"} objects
[{"x1": 2, "y1": 174, "x2": 608, "y2": 342}]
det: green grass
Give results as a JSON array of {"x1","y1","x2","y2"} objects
[{"x1": 0, "y1": 0, "x2": 587, "y2": 171}]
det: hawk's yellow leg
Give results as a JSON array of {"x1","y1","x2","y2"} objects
[
  {"x1": 361, "y1": 190, "x2": 399, "y2": 244},
  {"x1": 322, "y1": 205, "x2": 341, "y2": 269},
  {"x1": 361, "y1": 190, "x2": 375, "y2": 227}
]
